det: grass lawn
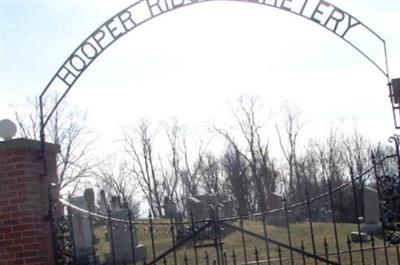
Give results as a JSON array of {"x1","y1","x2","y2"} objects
[{"x1": 93, "y1": 219, "x2": 400, "y2": 265}]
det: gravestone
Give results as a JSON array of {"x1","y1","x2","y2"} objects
[
  {"x1": 84, "y1": 188, "x2": 95, "y2": 212},
  {"x1": 186, "y1": 194, "x2": 234, "y2": 237},
  {"x1": 164, "y1": 196, "x2": 178, "y2": 219},
  {"x1": 363, "y1": 187, "x2": 380, "y2": 223},
  {"x1": 187, "y1": 193, "x2": 222, "y2": 220},
  {"x1": 361, "y1": 187, "x2": 382, "y2": 235},
  {"x1": 98, "y1": 189, "x2": 108, "y2": 215},
  {"x1": 197, "y1": 193, "x2": 220, "y2": 210},
  {"x1": 267, "y1": 192, "x2": 284, "y2": 226},
  {"x1": 110, "y1": 196, "x2": 121, "y2": 212},
  {"x1": 163, "y1": 197, "x2": 186, "y2": 239},
  {"x1": 186, "y1": 197, "x2": 204, "y2": 220},
  {"x1": 267, "y1": 192, "x2": 283, "y2": 210},
  {"x1": 187, "y1": 194, "x2": 233, "y2": 220},
  {"x1": 221, "y1": 200, "x2": 235, "y2": 219},
  {"x1": 318, "y1": 207, "x2": 330, "y2": 222},
  {"x1": 105, "y1": 208, "x2": 146, "y2": 264},
  {"x1": 175, "y1": 212, "x2": 186, "y2": 239},
  {"x1": 69, "y1": 196, "x2": 95, "y2": 264}
]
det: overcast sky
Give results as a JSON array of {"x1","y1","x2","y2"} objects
[{"x1": 1, "y1": 0, "x2": 400, "y2": 155}]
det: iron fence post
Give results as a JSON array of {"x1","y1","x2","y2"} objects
[
  {"x1": 254, "y1": 246, "x2": 259, "y2": 265},
  {"x1": 216, "y1": 206, "x2": 224, "y2": 265},
  {"x1": 323, "y1": 238, "x2": 329, "y2": 265},
  {"x1": 87, "y1": 203, "x2": 98, "y2": 265},
  {"x1": 371, "y1": 151, "x2": 390, "y2": 265},
  {"x1": 277, "y1": 246, "x2": 283, "y2": 265},
  {"x1": 283, "y1": 197, "x2": 294, "y2": 265},
  {"x1": 371, "y1": 235, "x2": 377, "y2": 265},
  {"x1": 190, "y1": 211, "x2": 199, "y2": 265},
  {"x1": 126, "y1": 201, "x2": 137, "y2": 265},
  {"x1": 239, "y1": 213, "x2": 248, "y2": 265},
  {"x1": 261, "y1": 212, "x2": 271, "y2": 265},
  {"x1": 205, "y1": 250, "x2": 210, "y2": 265},
  {"x1": 47, "y1": 184, "x2": 58, "y2": 265},
  {"x1": 327, "y1": 181, "x2": 341, "y2": 264},
  {"x1": 346, "y1": 234, "x2": 353, "y2": 265},
  {"x1": 350, "y1": 168, "x2": 366, "y2": 265},
  {"x1": 107, "y1": 205, "x2": 116, "y2": 265},
  {"x1": 300, "y1": 241, "x2": 306, "y2": 265},
  {"x1": 231, "y1": 249, "x2": 237, "y2": 265},
  {"x1": 149, "y1": 211, "x2": 157, "y2": 262},
  {"x1": 209, "y1": 205, "x2": 221, "y2": 265},
  {"x1": 66, "y1": 205, "x2": 77, "y2": 264},
  {"x1": 170, "y1": 215, "x2": 178, "y2": 265},
  {"x1": 305, "y1": 190, "x2": 317, "y2": 265}
]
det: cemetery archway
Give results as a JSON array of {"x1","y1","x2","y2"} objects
[
  {"x1": 34, "y1": 2, "x2": 400, "y2": 264},
  {"x1": 39, "y1": 0, "x2": 396, "y2": 173}
]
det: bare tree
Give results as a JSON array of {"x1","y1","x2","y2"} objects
[
  {"x1": 163, "y1": 120, "x2": 205, "y2": 216},
  {"x1": 161, "y1": 120, "x2": 183, "y2": 209},
  {"x1": 14, "y1": 96, "x2": 94, "y2": 194},
  {"x1": 222, "y1": 144, "x2": 252, "y2": 215},
  {"x1": 343, "y1": 126, "x2": 371, "y2": 217},
  {"x1": 96, "y1": 158, "x2": 141, "y2": 217},
  {"x1": 216, "y1": 96, "x2": 276, "y2": 212},
  {"x1": 199, "y1": 152, "x2": 223, "y2": 194},
  {"x1": 124, "y1": 120, "x2": 163, "y2": 218},
  {"x1": 295, "y1": 142, "x2": 323, "y2": 198},
  {"x1": 372, "y1": 140, "x2": 397, "y2": 177},
  {"x1": 275, "y1": 103, "x2": 303, "y2": 200},
  {"x1": 343, "y1": 127, "x2": 370, "y2": 176},
  {"x1": 180, "y1": 134, "x2": 203, "y2": 198},
  {"x1": 311, "y1": 128, "x2": 352, "y2": 222}
]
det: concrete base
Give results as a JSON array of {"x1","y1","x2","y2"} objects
[
  {"x1": 105, "y1": 244, "x2": 146, "y2": 265},
  {"x1": 350, "y1": 231, "x2": 370, "y2": 243}
]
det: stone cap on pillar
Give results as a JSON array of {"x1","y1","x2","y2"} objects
[{"x1": 0, "y1": 138, "x2": 60, "y2": 153}]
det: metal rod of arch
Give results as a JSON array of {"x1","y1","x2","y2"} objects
[{"x1": 38, "y1": 0, "x2": 392, "y2": 151}]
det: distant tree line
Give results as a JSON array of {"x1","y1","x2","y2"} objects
[
  {"x1": 14, "y1": 95, "x2": 397, "y2": 222},
  {"x1": 99, "y1": 96, "x2": 396, "y2": 222}
]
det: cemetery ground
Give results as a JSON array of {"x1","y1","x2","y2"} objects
[{"x1": 93, "y1": 219, "x2": 399, "y2": 265}]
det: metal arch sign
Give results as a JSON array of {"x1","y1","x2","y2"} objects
[{"x1": 39, "y1": 0, "x2": 392, "y2": 131}]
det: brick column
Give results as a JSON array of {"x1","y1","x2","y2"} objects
[{"x1": 0, "y1": 138, "x2": 60, "y2": 265}]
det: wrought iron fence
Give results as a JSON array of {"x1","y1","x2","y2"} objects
[{"x1": 52, "y1": 138, "x2": 400, "y2": 265}]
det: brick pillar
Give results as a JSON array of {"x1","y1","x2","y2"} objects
[{"x1": 0, "y1": 138, "x2": 60, "y2": 265}]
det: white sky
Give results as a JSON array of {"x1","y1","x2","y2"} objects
[{"x1": 1, "y1": 0, "x2": 400, "y2": 156}]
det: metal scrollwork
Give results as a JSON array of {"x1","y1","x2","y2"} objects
[
  {"x1": 54, "y1": 216, "x2": 75, "y2": 265},
  {"x1": 376, "y1": 136, "x2": 400, "y2": 244},
  {"x1": 377, "y1": 173, "x2": 400, "y2": 244}
]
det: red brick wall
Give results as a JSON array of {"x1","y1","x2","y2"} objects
[{"x1": 0, "y1": 139, "x2": 59, "y2": 265}]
